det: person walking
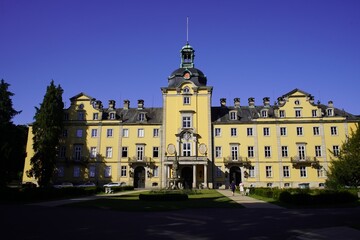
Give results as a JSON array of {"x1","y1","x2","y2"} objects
[
  {"x1": 239, "y1": 182, "x2": 244, "y2": 196},
  {"x1": 230, "y1": 181, "x2": 236, "y2": 196}
]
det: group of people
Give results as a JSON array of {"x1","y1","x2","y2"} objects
[{"x1": 230, "y1": 181, "x2": 245, "y2": 196}]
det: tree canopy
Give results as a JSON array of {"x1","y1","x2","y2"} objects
[
  {"x1": 27, "y1": 80, "x2": 64, "y2": 187},
  {"x1": 326, "y1": 122, "x2": 360, "y2": 188},
  {"x1": 0, "y1": 79, "x2": 24, "y2": 187}
]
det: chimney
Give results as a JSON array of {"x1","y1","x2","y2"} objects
[
  {"x1": 220, "y1": 98, "x2": 226, "y2": 107},
  {"x1": 234, "y1": 98, "x2": 240, "y2": 108},
  {"x1": 328, "y1": 100, "x2": 334, "y2": 108},
  {"x1": 109, "y1": 100, "x2": 115, "y2": 109},
  {"x1": 95, "y1": 100, "x2": 102, "y2": 109},
  {"x1": 248, "y1": 97, "x2": 255, "y2": 107},
  {"x1": 277, "y1": 97, "x2": 285, "y2": 105},
  {"x1": 123, "y1": 100, "x2": 130, "y2": 110},
  {"x1": 263, "y1": 97, "x2": 270, "y2": 106},
  {"x1": 308, "y1": 95, "x2": 315, "y2": 104},
  {"x1": 138, "y1": 99, "x2": 144, "y2": 109}
]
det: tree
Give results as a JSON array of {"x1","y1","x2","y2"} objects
[
  {"x1": 0, "y1": 79, "x2": 22, "y2": 187},
  {"x1": 27, "y1": 80, "x2": 64, "y2": 187},
  {"x1": 326, "y1": 122, "x2": 360, "y2": 189}
]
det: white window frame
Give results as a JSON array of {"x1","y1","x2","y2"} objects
[
  {"x1": 153, "y1": 147, "x2": 159, "y2": 158},
  {"x1": 298, "y1": 144, "x2": 306, "y2": 160},
  {"x1": 122, "y1": 128, "x2": 129, "y2": 137},
  {"x1": 264, "y1": 146, "x2": 271, "y2": 158},
  {"x1": 261, "y1": 110, "x2": 268, "y2": 118},
  {"x1": 215, "y1": 128, "x2": 221, "y2": 137},
  {"x1": 106, "y1": 147, "x2": 113, "y2": 158},
  {"x1": 182, "y1": 116, "x2": 192, "y2": 128},
  {"x1": 138, "y1": 128, "x2": 144, "y2": 138},
  {"x1": 330, "y1": 126, "x2": 338, "y2": 135},
  {"x1": 263, "y1": 127, "x2": 270, "y2": 136},
  {"x1": 327, "y1": 108, "x2": 334, "y2": 116},
  {"x1": 91, "y1": 129, "x2": 98, "y2": 138},
  {"x1": 249, "y1": 166, "x2": 255, "y2": 178},
  {"x1": 313, "y1": 127, "x2": 320, "y2": 135},
  {"x1": 295, "y1": 109, "x2": 302, "y2": 118},
  {"x1": 93, "y1": 113, "x2": 99, "y2": 120},
  {"x1": 300, "y1": 166, "x2": 307, "y2": 177},
  {"x1": 153, "y1": 166, "x2": 159, "y2": 177},
  {"x1": 107, "y1": 129, "x2": 113, "y2": 137},
  {"x1": 297, "y1": 127, "x2": 303, "y2": 136},
  {"x1": 182, "y1": 142, "x2": 191, "y2": 156},
  {"x1": 229, "y1": 111, "x2": 237, "y2": 120},
  {"x1": 137, "y1": 145, "x2": 145, "y2": 160},
  {"x1": 333, "y1": 145, "x2": 340, "y2": 157},
  {"x1": 183, "y1": 96, "x2": 190, "y2": 105},
  {"x1": 138, "y1": 113, "x2": 146, "y2": 121},
  {"x1": 315, "y1": 146, "x2": 322, "y2": 157},
  {"x1": 247, "y1": 128, "x2": 253, "y2": 136},
  {"x1": 90, "y1": 147, "x2": 97, "y2": 158},
  {"x1": 279, "y1": 110, "x2": 285, "y2": 118},
  {"x1": 312, "y1": 110, "x2": 317, "y2": 117},
  {"x1": 215, "y1": 146, "x2": 222, "y2": 158},
  {"x1": 283, "y1": 166, "x2": 290, "y2": 178},
  {"x1": 266, "y1": 166, "x2": 272, "y2": 178},
  {"x1": 248, "y1": 146, "x2": 254, "y2": 158},
  {"x1": 121, "y1": 166, "x2": 127, "y2": 177},
  {"x1": 231, "y1": 145, "x2": 239, "y2": 160},
  {"x1": 104, "y1": 166, "x2": 112, "y2": 178},
  {"x1": 121, "y1": 147, "x2": 128, "y2": 158},
  {"x1": 282, "y1": 146, "x2": 288, "y2": 158},
  {"x1": 153, "y1": 128, "x2": 159, "y2": 137},
  {"x1": 280, "y1": 127, "x2": 287, "y2": 136}
]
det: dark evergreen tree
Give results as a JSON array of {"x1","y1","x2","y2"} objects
[
  {"x1": 326, "y1": 122, "x2": 360, "y2": 188},
  {"x1": 27, "y1": 80, "x2": 64, "y2": 187},
  {"x1": 0, "y1": 79, "x2": 22, "y2": 187}
]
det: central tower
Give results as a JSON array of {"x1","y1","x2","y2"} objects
[{"x1": 161, "y1": 43, "x2": 213, "y2": 189}]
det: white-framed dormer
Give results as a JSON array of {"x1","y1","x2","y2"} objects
[{"x1": 229, "y1": 110, "x2": 238, "y2": 120}]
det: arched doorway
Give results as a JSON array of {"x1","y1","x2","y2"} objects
[
  {"x1": 229, "y1": 166, "x2": 241, "y2": 186},
  {"x1": 134, "y1": 166, "x2": 145, "y2": 188},
  {"x1": 181, "y1": 167, "x2": 193, "y2": 189}
]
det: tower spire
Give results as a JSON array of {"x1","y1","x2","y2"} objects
[{"x1": 186, "y1": 16, "x2": 189, "y2": 44}]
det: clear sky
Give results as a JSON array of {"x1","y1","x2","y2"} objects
[{"x1": 1, "y1": 0, "x2": 359, "y2": 125}]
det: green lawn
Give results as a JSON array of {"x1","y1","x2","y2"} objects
[{"x1": 64, "y1": 189, "x2": 244, "y2": 211}]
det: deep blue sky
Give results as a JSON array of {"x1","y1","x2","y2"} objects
[{"x1": 1, "y1": 0, "x2": 359, "y2": 125}]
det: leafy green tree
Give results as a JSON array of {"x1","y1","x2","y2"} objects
[
  {"x1": 326, "y1": 122, "x2": 360, "y2": 189},
  {"x1": 27, "y1": 80, "x2": 64, "y2": 187},
  {"x1": 0, "y1": 79, "x2": 22, "y2": 187}
]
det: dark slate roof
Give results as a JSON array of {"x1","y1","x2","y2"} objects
[
  {"x1": 168, "y1": 67, "x2": 207, "y2": 87},
  {"x1": 102, "y1": 107, "x2": 163, "y2": 124},
  {"x1": 318, "y1": 104, "x2": 359, "y2": 120}
]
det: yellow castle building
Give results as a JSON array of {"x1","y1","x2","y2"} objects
[{"x1": 23, "y1": 43, "x2": 359, "y2": 189}]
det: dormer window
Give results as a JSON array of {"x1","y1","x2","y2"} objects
[
  {"x1": 327, "y1": 108, "x2": 334, "y2": 116},
  {"x1": 295, "y1": 109, "x2": 302, "y2": 118},
  {"x1": 93, "y1": 113, "x2": 99, "y2": 120},
  {"x1": 261, "y1": 110, "x2": 268, "y2": 118},
  {"x1": 279, "y1": 110, "x2": 285, "y2": 118},
  {"x1": 138, "y1": 112, "x2": 146, "y2": 122},
  {"x1": 183, "y1": 87, "x2": 190, "y2": 94},
  {"x1": 109, "y1": 112, "x2": 115, "y2": 120},
  {"x1": 229, "y1": 111, "x2": 237, "y2": 120}
]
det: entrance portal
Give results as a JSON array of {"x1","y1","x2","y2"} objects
[
  {"x1": 229, "y1": 166, "x2": 241, "y2": 186},
  {"x1": 134, "y1": 166, "x2": 145, "y2": 188},
  {"x1": 181, "y1": 167, "x2": 193, "y2": 189}
]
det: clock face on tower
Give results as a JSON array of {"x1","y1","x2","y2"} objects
[{"x1": 183, "y1": 72, "x2": 191, "y2": 80}]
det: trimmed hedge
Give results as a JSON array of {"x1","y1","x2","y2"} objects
[{"x1": 105, "y1": 185, "x2": 134, "y2": 192}]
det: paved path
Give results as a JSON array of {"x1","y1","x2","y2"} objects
[{"x1": 216, "y1": 189, "x2": 284, "y2": 208}]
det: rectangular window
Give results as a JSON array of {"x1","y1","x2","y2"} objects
[
  {"x1": 153, "y1": 128, "x2": 159, "y2": 137},
  {"x1": 327, "y1": 109, "x2": 333, "y2": 116},
  {"x1": 121, "y1": 166, "x2": 127, "y2": 177},
  {"x1": 231, "y1": 145, "x2": 238, "y2": 160},
  {"x1": 153, "y1": 166, "x2": 159, "y2": 177},
  {"x1": 282, "y1": 146, "x2": 288, "y2": 158},
  {"x1": 57, "y1": 166, "x2": 64, "y2": 177},
  {"x1": 106, "y1": 147, "x2": 113, "y2": 158},
  {"x1": 263, "y1": 127, "x2": 270, "y2": 136},
  {"x1": 138, "y1": 113, "x2": 145, "y2": 121},
  {"x1": 295, "y1": 109, "x2": 302, "y2": 117},
  {"x1": 93, "y1": 113, "x2": 99, "y2": 120},
  {"x1": 315, "y1": 146, "x2": 322, "y2": 157},
  {"x1": 78, "y1": 111, "x2": 84, "y2": 120},
  {"x1": 231, "y1": 128, "x2": 237, "y2": 136},
  {"x1": 279, "y1": 110, "x2": 285, "y2": 118},
  {"x1": 182, "y1": 116, "x2": 191, "y2": 128},
  {"x1": 137, "y1": 145, "x2": 144, "y2": 160},
  {"x1": 109, "y1": 112, "x2": 115, "y2": 120},
  {"x1": 283, "y1": 166, "x2": 290, "y2": 178},
  {"x1": 300, "y1": 166, "x2": 307, "y2": 177},
  {"x1": 104, "y1": 166, "x2": 111, "y2": 178},
  {"x1": 91, "y1": 129, "x2": 98, "y2": 138},
  {"x1": 215, "y1": 146, "x2": 222, "y2": 158},
  {"x1": 76, "y1": 129, "x2": 83, "y2": 138},
  {"x1": 266, "y1": 166, "x2": 272, "y2": 178},
  {"x1": 297, "y1": 127, "x2": 303, "y2": 136},
  {"x1": 317, "y1": 168, "x2": 325, "y2": 177},
  {"x1": 331, "y1": 126, "x2": 338, "y2": 135},
  {"x1": 121, "y1": 147, "x2": 128, "y2": 158},
  {"x1": 280, "y1": 127, "x2": 287, "y2": 136},
  {"x1": 298, "y1": 145, "x2": 306, "y2": 160},
  {"x1": 90, "y1": 147, "x2": 97, "y2": 158},
  {"x1": 183, "y1": 96, "x2": 190, "y2": 105},
  {"x1": 312, "y1": 110, "x2": 317, "y2": 117},
  {"x1": 122, "y1": 128, "x2": 129, "y2": 137},
  {"x1": 59, "y1": 146, "x2": 66, "y2": 158},
  {"x1": 182, "y1": 142, "x2": 191, "y2": 156},
  {"x1": 313, "y1": 127, "x2": 320, "y2": 135},
  {"x1": 261, "y1": 110, "x2": 268, "y2": 118},
  {"x1": 73, "y1": 166, "x2": 80, "y2": 177},
  {"x1": 89, "y1": 166, "x2": 96, "y2": 178},
  {"x1": 74, "y1": 145, "x2": 82, "y2": 161},
  {"x1": 138, "y1": 128, "x2": 144, "y2": 138},
  {"x1": 248, "y1": 146, "x2": 254, "y2": 158},
  {"x1": 249, "y1": 166, "x2": 255, "y2": 178},
  {"x1": 153, "y1": 147, "x2": 159, "y2": 158},
  {"x1": 215, "y1": 128, "x2": 221, "y2": 137},
  {"x1": 107, "y1": 129, "x2": 113, "y2": 137},
  {"x1": 264, "y1": 146, "x2": 271, "y2": 158},
  {"x1": 333, "y1": 145, "x2": 340, "y2": 156},
  {"x1": 247, "y1": 128, "x2": 253, "y2": 136}
]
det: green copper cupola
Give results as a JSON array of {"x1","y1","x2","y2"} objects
[{"x1": 180, "y1": 43, "x2": 195, "y2": 68}]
